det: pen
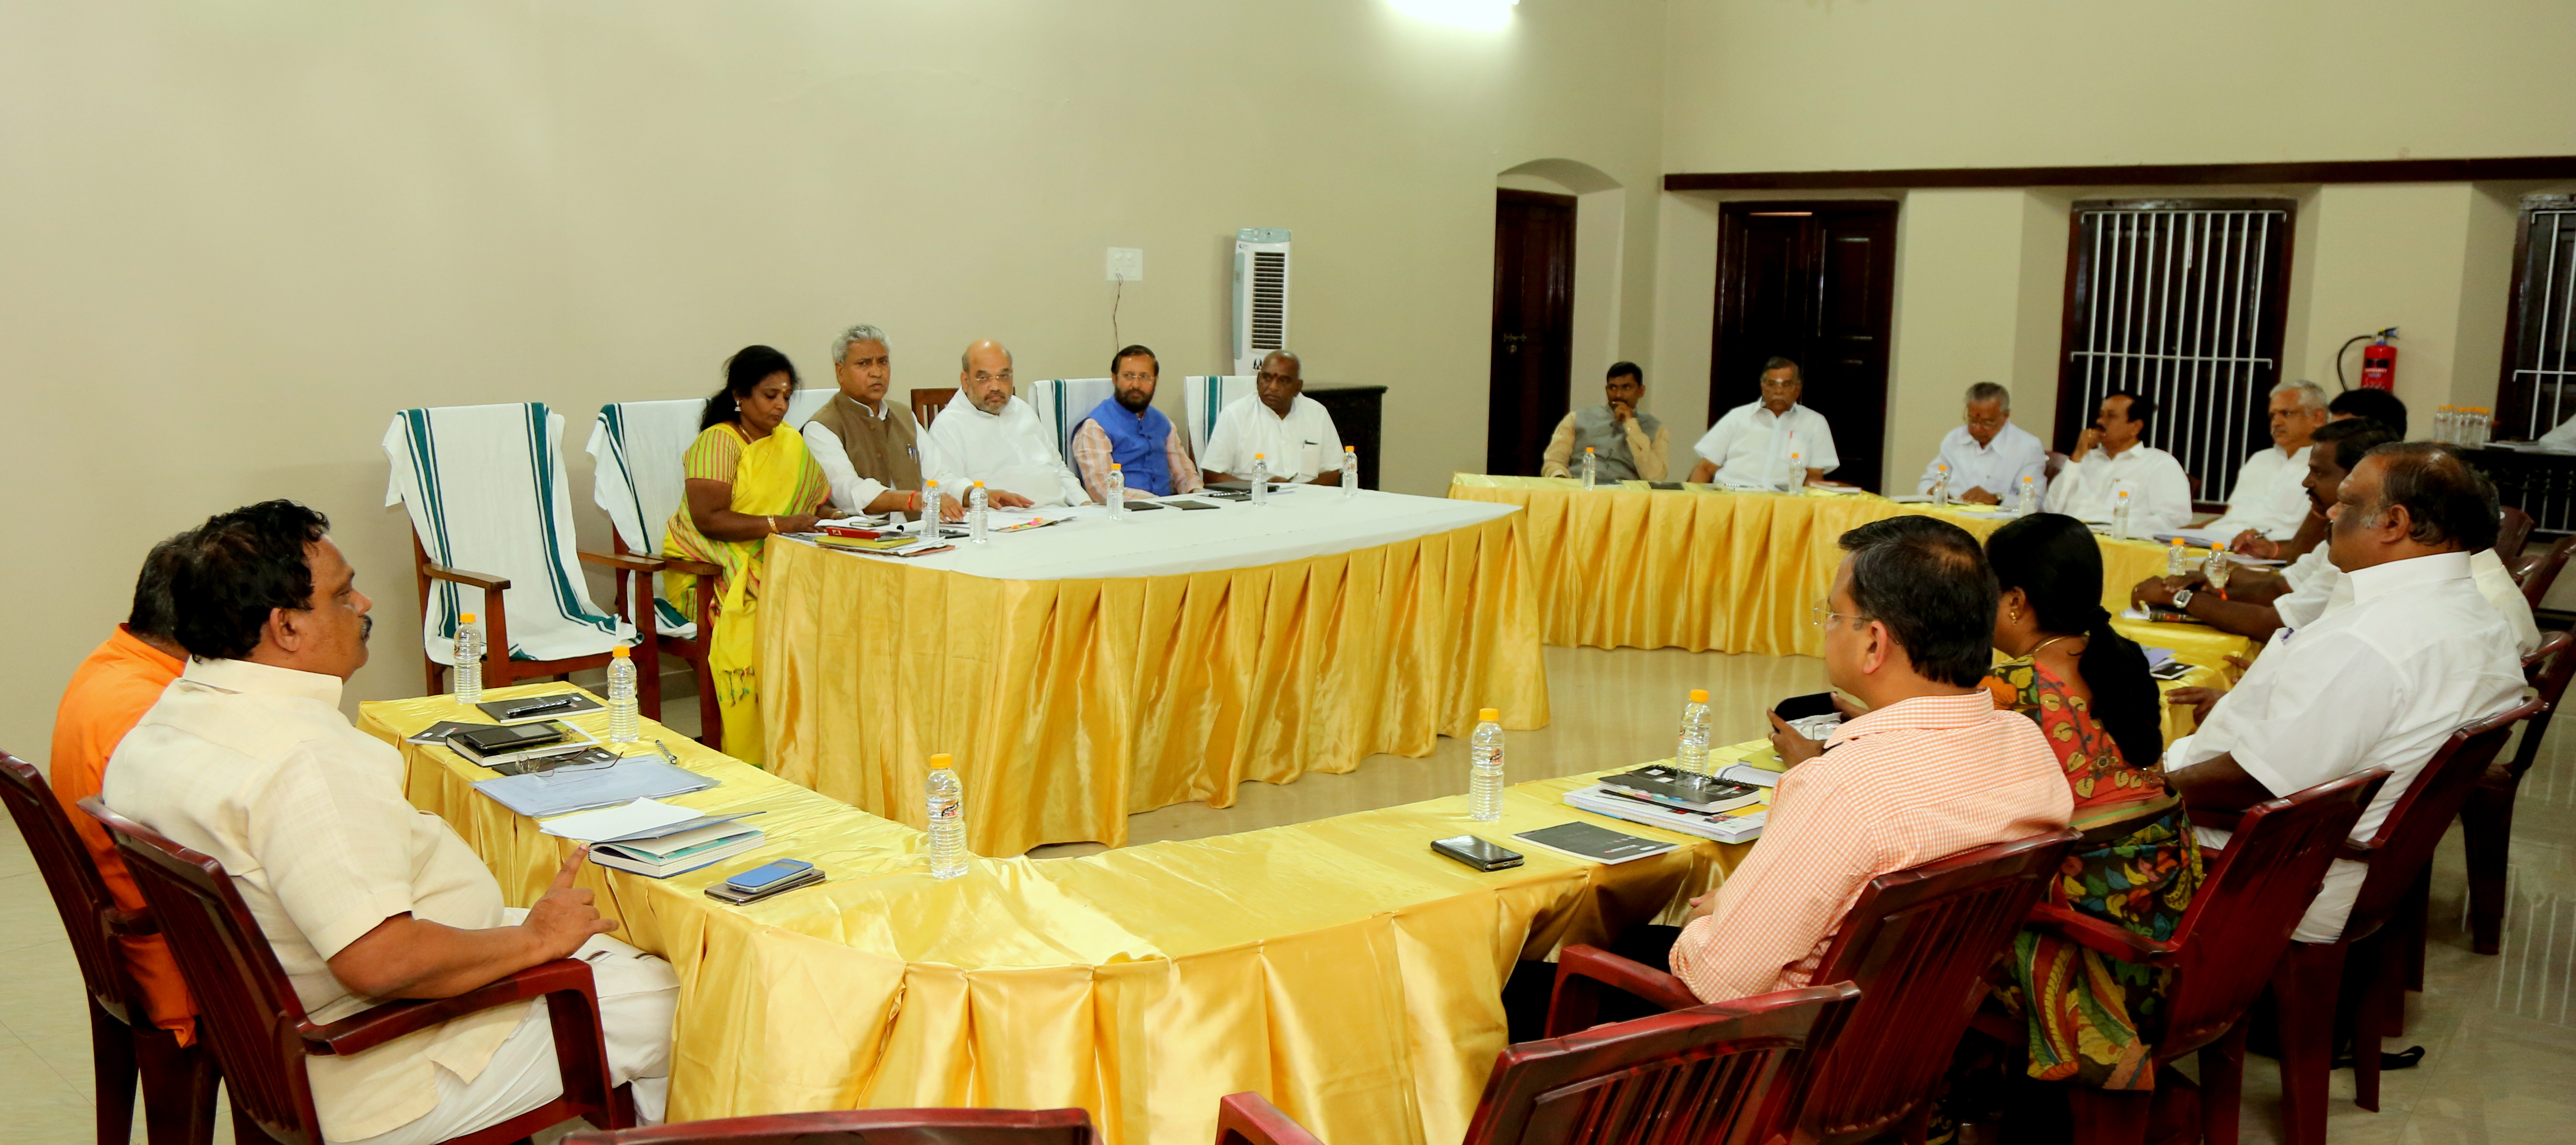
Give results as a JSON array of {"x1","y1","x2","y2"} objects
[{"x1": 504, "y1": 697, "x2": 577, "y2": 719}]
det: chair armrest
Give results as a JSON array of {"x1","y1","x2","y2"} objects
[
  {"x1": 2024, "y1": 901, "x2": 2179, "y2": 967},
  {"x1": 105, "y1": 906, "x2": 158, "y2": 938},
  {"x1": 421, "y1": 562, "x2": 511, "y2": 592},
  {"x1": 658, "y1": 556, "x2": 721, "y2": 577},
  {"x1": 2338, "y1": 839, "x2": 2379, "y2": 862},
  {"x1": 578, "y1": 549, "x2": 663, "y2": 574},
  {"x1": 1545, "y1": 943, "x2": 1701, "y2": 1038},
  {"x1": 1216, "y1": 1092, "x2": 1325, "y2": 1145},
  {"x1": 302, "y1": 958, "x2": 595, "y2": 1057}
]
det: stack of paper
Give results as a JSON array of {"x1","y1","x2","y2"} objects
[
  {"x1": 1566, "y1": 784, "x2": 1768, "y2": 843},
  {"x1": 471, "y1": 755, "x2": 715, "y2": 818},
  {"x1": 539, "y1": 798, "x2": 766, "y2": 878}
]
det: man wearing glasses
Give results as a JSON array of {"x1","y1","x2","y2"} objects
[
  {"x1": 1687, "y1": 357, "x2": 1839, "y2": 490},
  {"x1": 1199, "y1": 349, "x2": 1347, "y2": 486},
  {"x1": 922, "y1": 339, "x2": 1086, "y2": 507},
  {"x1": 1916, "y1": 381, "x2": 2048, "y2": 504},
  {"x1": 1070, "y1": 344, "x2": 1202, "y2": 501}
]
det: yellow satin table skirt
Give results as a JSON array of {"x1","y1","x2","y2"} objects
[
  {"x1": 361, "y1": 684, "x2": 1746, "y2": 1145},
  {"x1": 754, "y1": 515, "x2": 1551, "y2": 856}
]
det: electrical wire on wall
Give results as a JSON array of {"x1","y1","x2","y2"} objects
[{"x1": 1110, "y1": 278, "x2": 1123, "y2": 352}]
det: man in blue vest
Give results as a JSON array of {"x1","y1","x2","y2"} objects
[{"x1": 1070, "y1": 344, "x2": 1204, "y2": 502}]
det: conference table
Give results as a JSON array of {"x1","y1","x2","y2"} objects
[
  {"x1": 755, "y1": 488, "x2": 1552, "y2": 856},
  {"x1": 362, "y1": 684, "x2": 1768, "y2": 1145}
]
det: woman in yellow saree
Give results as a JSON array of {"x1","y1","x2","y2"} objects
[{"x1": 662, "y1": 345, "x2": 832, "y2": 765}]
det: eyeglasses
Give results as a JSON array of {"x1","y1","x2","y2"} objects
[
  {"x1": 1116, "y1": 370, "x2": 1156, "y2": 384},
  {"x1": 971, "y1": 370, "x2": 1014, "y2": 384},
  {"x1": 1810, "y1": 600, "x2": 1868, "y2": 630}
]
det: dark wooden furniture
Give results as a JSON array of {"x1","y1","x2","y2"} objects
[
  {"x1": 85, "y1": 800, "x2": 632, "y2": 1145},
  {"x1": 1549, "y1": 829, "x2": 2078, "y2": 1145},
  {"x1": 911, "y1": 388, "x2": 958, "y2": 430},
  {"x1": 1487, "y1": 189, "x2": 1577, "y2": 476},
  {"x1": 1979, "y1": 770, "x2": 2385, "y2": 1145},
  {"x1": 2494, "y1": 194, "x2": 2576, "y2": 440},
  {"x1": 2514, "y1": 534, "x2": 2576, "y2": 609},
  {"x1": 2464, "y1": 632, "x2": 2576, "y2": 955},
  {"x1": 0, "y1": 752, "x2": 217, "y2": 1145},
  {"x1": 563, "y1": 1107, "x2": 1099, "y2": 1145},
  {"x1": 2463, "y1": 446, "x2": 2576, "y2": 539},
  {"x1": 1220, "y1": 982, "x2": 1862, "y2": 1145},
  {"x1": 1666, "y1": 156, "x2": 2576, "y2": 194},
  {"x1": 412, "y1": 532, "x2": 659, "y2": 708},
  {"x1": 1304, "y1": 384, "x2": 1386, "y2": 490},
  {"x1": 2496, "y1": 506, "x2": 2536, "y2": 565},
  {"x1": 1712, "y1": 201, "x2": 1899, "y2": 492}
]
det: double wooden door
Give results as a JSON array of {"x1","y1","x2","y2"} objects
[{"x1": 1710, "y1": 201, "x2": 1898, "y2": 490}]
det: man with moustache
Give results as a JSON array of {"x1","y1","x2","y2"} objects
[
  {"x1": 802, "y1": 324, "x2": 968, "y2": 521},
  {"x1": 922, "y1": 339, "x2": 1092, "y2": 507},
  {"x1": 1068, "y1": 344, "x2": 1200, "y2": 502},
  {"x1": 101, "y1": 501, "x2": 679, "y2": 1144}
]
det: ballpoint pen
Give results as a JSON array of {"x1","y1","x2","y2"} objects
[{"x1": 504, "y1": 696, "x2": 579, "y2": 719}]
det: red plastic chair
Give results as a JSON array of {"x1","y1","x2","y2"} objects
[
  {"x1": 2463, "y1": 630, "x2": 2576, "y2": 954},
  {"x1": 1976, "y1": 770, "x2": 2386, "y2": 1145},
  {"x1": 1217, "y1": 983, "x2": 1863, "y2": 1145},
  {"x1": 0, "y1": 752, "x2": 217, "y2": 1145},
  {"x1": 2259, "y1": 698, "x2": 2543, "y2": 1145},
  {"x1": 83, "y1": 799, "x2": 633, "y2": 1145},
  {"x1": 1547, "y1": 829, "x2": 2079, "y2": 1145},
  {"x1": 2512, "y1": 534, "x2": 2576, "y2": 609},
  {"x1": 562, "y1": 1107, "x2": 1100, "y2": 1145}
]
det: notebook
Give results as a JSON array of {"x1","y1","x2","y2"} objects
[
  {"x1": 471, "y1": 754, "x2": 715, "y2": 818},
  {"x1": 1510, "y1": 821, "x2": 1679, "y2": 865}
]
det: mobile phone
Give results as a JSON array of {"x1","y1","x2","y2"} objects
[
  {"x1": 2149, "y1": 659, "x2": 2195, "y2": 681},
  {"x1": 1165, "y1": 500, "x2": 1221, "y2": 511},
  {"x1": 1123, "y1": 502, "x2": 1167, "y2": 511},
  {"x1": 725, "y1": 859, "x2": 814, "y2": 891},
  {"x1": 704, "y1": 866, "x2": 823, "y2": 904},
  {"x1": 1772, "y1": 691, "x2": 1839, "y2": 721},
  {"x1": 1431, "y1": 835, "x2": 1524, "y2": 872}
]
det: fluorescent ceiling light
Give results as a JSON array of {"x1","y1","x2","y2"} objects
[{"x1": 1388, "y1": 0, "x2": 1516, "y2": 32}]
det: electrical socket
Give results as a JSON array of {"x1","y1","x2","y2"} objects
[{"x1": 1106, "y1": 247, "x2": 1144, "y2": 282}]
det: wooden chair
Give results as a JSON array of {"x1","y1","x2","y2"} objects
[
  {"x1": 911, "y1": 388, "x2": 958, "y2": 429},
  {"x1": 2495, "y1": 506, "x2": 2536, "y2": 565},
  {"x1": 2513, "y1": 534, "x2": 2576, "y2": 609},
  {"x1": 2045, "y1": 451, "x2": 2069, "y2": 483},
  {"x1": 2464, "y1": 631, "x2": 2576, "y2": 954},
  {"x1": 584, "y1": 399, "x2": 726, "y2": 747},
  {"x1": 2249, "y1": 698, "x2": 2543, "y2": 1145},
  {"x1": 1548, "y1": 829, "x2": 2080, "y2": 1145},
  {"x1": 0, "y1": 753, "x2": 217, "y2": 1145},
  {"x1": 412, "y1": 532, "x2": 661, "y2": 701},
  {"x1": 1216, "y1": 983, "x2": 1864, "y2": 1145},
  {"x1": 85, "y1": 800, "x2": 632, "y2": 1145},
  {"x1": 1973, "y1": 770, "x2": 2386, "y2": 1145},
  {"x1": 562, "y1": 1107, "x2": 1098, "y2": 1145}
]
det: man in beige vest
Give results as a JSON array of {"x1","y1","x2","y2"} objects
[{"x1": 802, "y1": 324, "x2": 976, "y2": 520}]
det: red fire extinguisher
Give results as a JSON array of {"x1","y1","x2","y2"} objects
[{"x1": 2339, "y1": 328, "x2": 2399, "y2": 392}]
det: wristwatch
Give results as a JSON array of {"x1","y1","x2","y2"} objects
[{"x1": 2170, "y1": 587, "x2": 2195, "y2": 611}]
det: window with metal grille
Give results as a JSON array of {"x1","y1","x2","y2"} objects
[
  {"x1": 2054, "y1": 199, "x2": 2295, "y2": 505},
  {"x1": 2499, "y1": 194, "x2": 2576, "y2": 441}
]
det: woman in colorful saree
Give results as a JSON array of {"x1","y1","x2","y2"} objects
[
  {"x1": 662, "y1": 345, "x2": 832, "y2": 765},
  {"x1": 1971, "y1": 511, "x2": 2206, "y2": 1108}
]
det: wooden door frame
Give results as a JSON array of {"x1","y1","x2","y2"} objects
[
  {"x1": 2497, "y1": 194, "x2": 2576, "y2": 440},
  {"x1": 1489, "y1": 188, "x2": 1580, "y2": 474},
  {"x1": 1709, "y1": 198, "x2": 1900, "y2": 436}
]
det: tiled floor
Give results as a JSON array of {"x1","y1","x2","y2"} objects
[{"x1": 5, "y1": 646, "x2": 2572, "y2": 1143}]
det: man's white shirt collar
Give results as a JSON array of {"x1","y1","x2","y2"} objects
[{"x1": 178, "y1": 656, "x2": 346, "y2": 706}]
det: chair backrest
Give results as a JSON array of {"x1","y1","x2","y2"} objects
[
  {"x1": 2517, "y1": 535, "x2": 2576, "y2": 609},
  {"x1": 0, "y1": 751, "x2": 139, "y2": 1024},
  {"x1": 2342, "y1": 698, "x2": 2544, "y2": 941},
  {"x1": 2156, "y1": 769, "x2": 2387, "y2": 1056},
  {"x1": 1793, "y1": 829, "x2": 2079, "y2": 1145},
  {"x1": 1183, "y1": 375, "x2": 1257, "y2": 456},
  {"x1": 586, "y1": 399, "x2": 710, "y2": 558},
  {"x1": 385, "y1": 403, "x2": 625, "y2": 666},
  {"x1": 912, "y1": 388, "x2": 957, "y2": 429},
  {"x1": 1029, "y1": 378, "x2": 1117, "y2": 464},
  {"x1": 2497, "y1": 506, "x2": 2536, "y2": 565},
  {"x1": 1461, "y1": 983, "x2": 1861, "y2": 1145},
  {"x1": 785, "y1": 386, "x2": 834, "y2": 428},
  {"x1": 560, "y1": 1107, "x2": 1099, "y2": 1145},
  {"x1": 85, "y1": 799, "x2": 326, "y2": 1145},
  {"x1": 2044, "y1": 450, "x2": 2069, "y2": 482},
  {"x1": 2506, "y1": 630, "x2": 2576, "y2": 781}
]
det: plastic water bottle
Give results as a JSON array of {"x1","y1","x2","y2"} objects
[
  {"x1": 926, "y1": 753, "x2": 968, "y2": 880},
  {"x1": 605, "y1": 645, "x2": 639, "y2": 743},
  {"x1": 1930, "y1": 464, "x2": 1951, "y2": 507},
  {"x1": 969, "y1": 482, "x2": 990, "y2": 543},
  {"x1": 452, "y1": 613, "x2": 483, "y2": 704},
  {"x1": 1468, "y1": 708, "x2": 1505, "y2": 822},
  {"x1": 2204, "y1": 540, "x2": 2232, "y2": 598},
  {"x1": 1105, "y1": 465, "x2": 1125, "y2": 521},
  {"x1": 1250, "y1": 454, "x2": 1270, "y2": 506},
  {"x1": 919, "y1": 479, "x2": 943, "y2": 539},
  {"x1": 2112, "y1": 489, "x2": 2134, "y2": 541},
  {"x1": 1581, "y1": 447, "x2": 1599, "y2": 491},
  {"x1": 2167, "y1": 538, "x2": 2188, "y2": 577},
  {"x1": 1784, "y1": 451, "x2": 1804, "y2": 493},
  {"x1": 1677, "y1": 689, "x2": 1713, "y2": 778},
  {"x1": 2016, "y1": 475, "x2": 2038, "y2": 516},
  {"x1": 1341, "y1": 446, "x2": 1359, "y2": 498}
]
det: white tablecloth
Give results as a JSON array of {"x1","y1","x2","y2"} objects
[{"x1": 794, "y1": 488, "x2": 1519, "y2": 580}]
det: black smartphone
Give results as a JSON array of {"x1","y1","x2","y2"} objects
[
  {"x1": 1165, "y1": 500, "x2": 1222, "y2": 510},
  {"x1": 2149, "y1": 659, "x2": 2195, "y2": 681},
  {"x1": 1123, "y1": 502, "x2": 1167, "y2": 511},
  {"x1": 1649, "y1": 482, "x2": 1686, "y2": 491},
  {"x1": 1772, "y1": 691, "x2": 1838, "y2": 721},
  {"x1": 1431, "y1": 835, "x2": 1524, "y2": 872}
]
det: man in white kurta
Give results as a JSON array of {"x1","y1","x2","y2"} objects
[
  {"x1": 1688, "y1": 357, "x2": 1838, "y2": 490},
  {"x1": 1198, "y1": 349, "x2": 1347, "y2": 484},
  {"x1": 1916, "y1": 382, "x2": 2047, "y2": 504},
  {"x1": 2043, "y1": 390, "x2": 2194, "y2": 533},
  {"x1": 2205, "y1": 381, "x2": 2331, "y2": 544},
  {"x1": 2164, "y1": 446, "x2": 2523, "y2": 944},
  {"x1": 921, "y1": 339, "x2": 1091, "y2": 507}
]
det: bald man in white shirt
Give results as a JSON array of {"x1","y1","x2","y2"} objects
[{"x1": 920, "y1": 340, "x2": 1089, "y2": 508}]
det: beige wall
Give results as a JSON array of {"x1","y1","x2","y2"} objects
[{"x1": 0, "y1": 0, "x2": 1670, "y2": 758}]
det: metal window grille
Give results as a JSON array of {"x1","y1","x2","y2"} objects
[
  {"x1": 2501, "y1": 198, "x2": 2576, "y2": 440},
  {"x1": 2056, "y1": 200, "x2": 2294, "y2": 504}
]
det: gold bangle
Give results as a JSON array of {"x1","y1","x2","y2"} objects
[{"x1": 766, "y1": 516, "x2": 776, "y2": 534}]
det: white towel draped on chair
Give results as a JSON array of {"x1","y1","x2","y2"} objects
[
  {"x1": 585, "y1": 399, "x2": 706, "y2": 638},
  {"x1": 785, "y1": 387, "x2": 834, "y2": 427},
  {"x1": 1028, "y1": 377, "x2": 1117, "y2": 464},
  {"x1": 384, "y1": 403, "x2": 632, "y2": 666},
  {"x1": 1183, "y1": 375, "x2": 1256, "y2": 456}
]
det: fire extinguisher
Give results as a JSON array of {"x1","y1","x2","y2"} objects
[{"x1": 2339, "y1": 328, "x2": 2399, "y2": 392}]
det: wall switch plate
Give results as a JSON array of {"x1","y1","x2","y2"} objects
[{"x1": 1106, "y1": 247, "x2": 1144, "y2": 282}]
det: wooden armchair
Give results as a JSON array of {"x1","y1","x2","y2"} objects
[
  {"x1": 911, "y1": 388, "x2": 958, "y2": 429},
  {"x1": 561, "y1": 1107, "x2": 1098, "y2": 1145},
  {"x1": 2464, "y1": 631, "x2": 2576, "y2": 953}
]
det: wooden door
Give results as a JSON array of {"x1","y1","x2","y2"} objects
[
  {"x1": 1711, "y1": 201, "x2": 1898, "y2": 490},
  {"x1": 1488, "y1": 189, "x2": 1578, "y2": 475}
]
